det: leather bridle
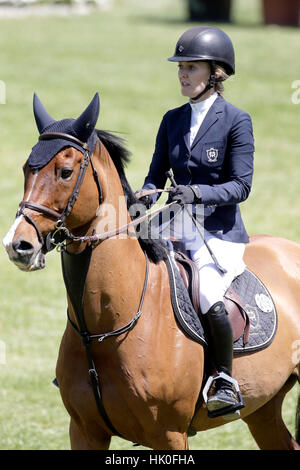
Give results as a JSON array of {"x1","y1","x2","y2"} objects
[
  {"x1": 17, "y1": 131, "x2": 103, "y2": 252},
  {"x1": 17, "y1": 131, "x2": 176, "y2": 252}
]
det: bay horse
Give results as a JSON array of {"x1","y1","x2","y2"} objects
[{"x1": 3, "y1": 93, "x2": 300, "y2": 450}]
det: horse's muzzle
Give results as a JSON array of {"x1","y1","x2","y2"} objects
[
  {"x1": 2, "y1": 217, "x2": 46, "y2": 271},
  {"x1": 4, "y1": 239, "x2": 45, "y2": 271}
]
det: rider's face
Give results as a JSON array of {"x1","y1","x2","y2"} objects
[{"x1": 178, "y1": 61, "x2": 211, "y2": 100}]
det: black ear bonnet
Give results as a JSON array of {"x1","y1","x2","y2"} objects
[{"x1": 27, "y1": 93, "x2": 100, "y2": 170}]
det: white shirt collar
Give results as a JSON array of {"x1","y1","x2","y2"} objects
[{"x1": 189, "y1": 92, "x2": 218, "y2": 114}]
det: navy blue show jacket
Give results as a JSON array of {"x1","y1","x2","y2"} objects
[{"x1": 142, "y1": 95, "x2": 254, "y2": 243}]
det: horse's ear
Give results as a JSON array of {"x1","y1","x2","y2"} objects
[
  {"x1": 72, "y1": 93, "x2": 100, "y2": 142},
  {"x1": 33, "y1": 93, "x2": 56, "y2": 134}
]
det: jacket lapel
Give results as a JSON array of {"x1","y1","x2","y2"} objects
[
  {"x1": 191, "y1": 95, "x2": 224, "y2": 149},
  {"x1": 180, "y1": 104, "x2": 191, "y2": 150}
]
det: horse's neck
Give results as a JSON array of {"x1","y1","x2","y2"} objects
[
  {"x1": 67, "y1": 143, "x2": 147, "y2": 334},
  {"x1": 87, "y1": 236, "x2": 146, "y2": 331},
  {"x1": 66, "y1": 141, "x2": 131, "y2": 252}
]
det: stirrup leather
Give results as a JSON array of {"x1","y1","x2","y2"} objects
[{"x1": 202, "y1": 372, "x2": 245, "y2": 419}]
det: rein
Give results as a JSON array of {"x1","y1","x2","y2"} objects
[
  {"x1": 17, "y1": 131, "x2": 174, "y2": 251},
  {"x1": 55, "y1": 195, "x2": 176, "y2": 247}
]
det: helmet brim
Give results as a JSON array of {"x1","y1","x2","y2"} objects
[
  {"x1": 167, "y1": 55, "x2": 234, "y2": 75},
  {"x1": 167, "y1": 55, "x2": 204, "y2": 62}
]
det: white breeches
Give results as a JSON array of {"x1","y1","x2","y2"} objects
[
  {"x1": 158, "y1": 206, "x2": 246, "y2": 314},
  {"x1": 190, "y1": 237, "x2": 246, "y2": 314}
]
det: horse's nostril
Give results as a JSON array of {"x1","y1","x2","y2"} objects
[{"x1": 12, "y1": 240, "x2": 34, "y2": 254}]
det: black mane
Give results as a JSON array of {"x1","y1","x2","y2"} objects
[{"x1": 96, "y1": 129, "x2": 168, "y2": 264}]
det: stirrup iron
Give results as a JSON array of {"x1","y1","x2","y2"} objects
[{"x1": 202, "y1": 371, "x2": 245, "y2": 419}]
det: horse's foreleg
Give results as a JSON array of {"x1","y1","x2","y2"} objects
[
  {"x1": 243, "y1": 375, "x2": 300, "y2": 450},
  {"x1": 69, "y1": 418, "x2": 111, "y2": 450}
]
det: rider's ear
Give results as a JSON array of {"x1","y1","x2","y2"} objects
[
  {"x1": 72, "y1": 93, "x2": 100, "y2": 143},
  {"x1": 33, "y1": 93, "x2": 56, "y2": 134}
]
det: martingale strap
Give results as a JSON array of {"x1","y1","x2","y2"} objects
[{"x1": 61, "y1": 244, "x2": 149, "y2": 437}]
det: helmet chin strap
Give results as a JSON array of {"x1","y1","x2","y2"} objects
[{"x1": 191, "y1": 61, "x2": 216, "y2": 102}]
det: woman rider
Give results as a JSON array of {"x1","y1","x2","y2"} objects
[{"x1": 136, "y1": 25, "x2": 254, "y2": 417}]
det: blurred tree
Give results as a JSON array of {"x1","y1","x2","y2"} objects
[{"x1": 187, "y1": 0, "x2": 232, "y2": 22}]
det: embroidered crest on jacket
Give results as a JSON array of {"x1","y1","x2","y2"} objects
[{"x1": 206, "y1": 147, "x2": 218, "y2": 163}]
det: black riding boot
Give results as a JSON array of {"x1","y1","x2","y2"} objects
[{"x1": 205, "y1": 301, "x2": 242, "y2": 417}]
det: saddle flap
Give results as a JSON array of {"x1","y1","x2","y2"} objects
[
  {"x1": 224, "y1": 298, "x2": 246, "y2": 343},
  {"x1": 224, "y1": 287, "x2": 250, "y2": 345},
  {"x1": 175, "y1": 251, "x2": 200, "y2": 314}
]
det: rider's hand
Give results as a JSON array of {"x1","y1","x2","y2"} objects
[
  {"x1": 135, "y1": 190, "x2": 153, "y2": 209},
  {"x1": 168, "y1": 185, "x2": 195, "y2": 204}
]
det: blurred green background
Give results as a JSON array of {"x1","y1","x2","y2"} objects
[{"x1": 0, "y1": 0, "x2": 299, "y2": 450}]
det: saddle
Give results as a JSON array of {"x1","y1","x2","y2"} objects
[{"x1": 174, "y1": 250, "x2": 251, "y2": 345}]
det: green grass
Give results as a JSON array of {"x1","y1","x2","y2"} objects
[{"x1": 0, "y1": 0, "x2": 299, "y2": 450}]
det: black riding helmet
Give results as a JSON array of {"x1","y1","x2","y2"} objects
[{"x1": 168, "y1": 26, "x2": 235, "y2": 100}]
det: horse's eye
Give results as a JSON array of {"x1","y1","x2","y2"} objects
[{"x1": 60, "y1": 168, "x2": 73, "y2": 180}]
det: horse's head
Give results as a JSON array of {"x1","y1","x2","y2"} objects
[{"x1": 3, "y1": 93, "x2": 101, "y2": 271}]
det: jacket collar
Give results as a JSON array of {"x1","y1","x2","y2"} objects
[{"x1": 182, "y1": 94, "x2": 224, "y2": 150}]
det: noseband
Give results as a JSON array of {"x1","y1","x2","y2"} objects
[{"x1": 17, "y1": 132, "x2": 103, "y2": 252}]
